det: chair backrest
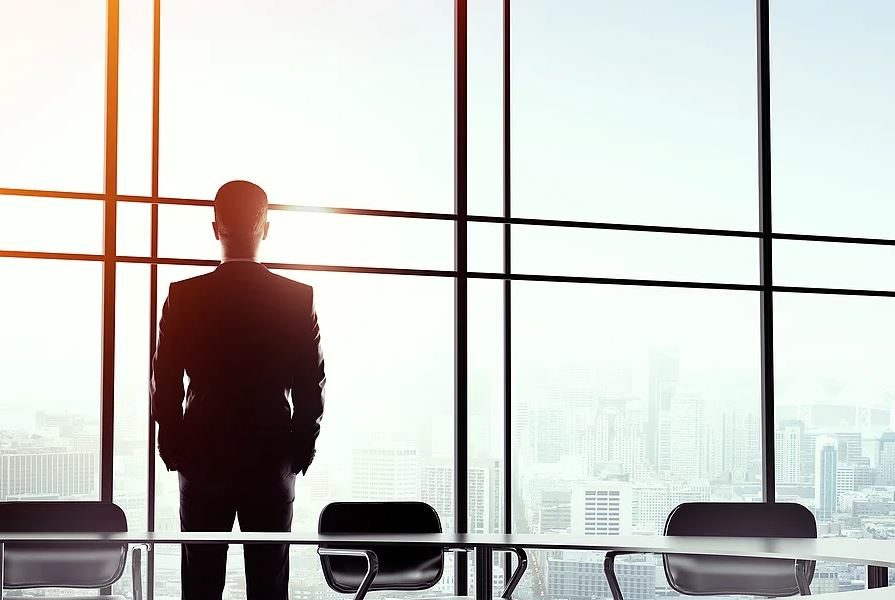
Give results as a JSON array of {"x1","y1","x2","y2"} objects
[
  {"x1": 318, "y1": 501, "x2": 443, "y2": 593},
  {"x1": 663, "y1": 502, "x2": 817, "y2": 597},
  {"x1": 0, "y1": 501, "x2": 128, "y2": 589}
]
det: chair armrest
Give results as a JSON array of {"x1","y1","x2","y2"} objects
[
  {"x1": 604, "y1": 551, "x2": 645, "y2": 600},
  {"x1": 495, "y1": 546, "x2": 527, "y2": 599},
  {"x1": 317, "y1": 548, "x2": 379, "y2": 600}
]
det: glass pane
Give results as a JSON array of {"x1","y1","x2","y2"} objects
[
  {"x1": 0, "y1": 196, "x2": 103, "y2": 254},
  {"x1": 513, "y1": 282, "x2": 760, "y2": 500},
  {"x1": 160, "y1": 1, "x2": 453, "y2": 212},
  {"x1": 772, "y1": 2, "x2": 895, "y2": 238},
  {"x1": 469, "y1": 280, "x2": 504, "y2": 534},
  {"x1": 469, "y1": 221, "x2": 503, "y2": 274},
  {"x1": 0, "y1": 1, "x2": 105, "y2": 191},
  {"x1": 512, "y1": 1, "x2": 757, "y2": 229},
  {"x1": 469, "y1": 0, "x2": 503, "y2": 217},
  {"x1": 0, "y1": 258, "x2": 101, "y2": 501},
  {"x1": 513, "y1": 282, "x2": 761, "y2": 596},
  {"x1": 117, "y1": 201, "x2": 152, "y2": 257},
  {"x1": 514, "y1": 226, "x2": 757, "y2": 284},
  {"x1": 158, "y1": 204, "x2": 452, "y2": 270},
  {"x1": 775, "y1": 240, "x2": 895, "y2": 291},
  {"x1": 113, "y1": 264, "x2": 150, "y2": 599},
  {"x1": 118, "y1": 0, "x2": 154, "y2": 196},
  {"x1": 775, "y1": 293, "x2": 895, "y2": 539}
]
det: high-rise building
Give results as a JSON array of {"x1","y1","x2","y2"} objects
[
  {"x1": 351, "y1": 446, "x2": 419, "y2": 501},
  {"x1": 571, "y1": 481, "x2": 632, "y2": 536},
  {"x1": 535, "y1": 405, "x2": 567, "y2": 464},
  {"x1": 468, "y1": 467, "x2": 489, "y2": 534},
  {"x1": 836, "y1": 464, "x2": 855, "y2": 511},
  {"x1": 0, "y1": 449, "x2": 96, "y2": 500},
  {"x1": 647, "y1": 348, "x2": 679, "y2": 468},
  {"x1": 632, "y1": 481, "x2": 710, "y2": 534},
  {"x1": 668, "y1": 390, "x2": 702, "y2": 481},
  {"x1": 801, "y1": 430, "x2": 818, "y2": 485},
  {"x1": 418, "y1": 463, "x2": 489, "y2": 533},
  {"x1": 878, "y1": 432, "x2": 895, "y2": 485},
  {"x1": 776, "y1": 422, "x2": 803, "y2": 485},
  {"x1": 722, "y1": 411, "x2": 760, "y2": 482},
  {"x1": 490, "y1": 460, "x2": 503, "y2": 533},
  {"x1": 539, "y1": 489, "x2": 572, "y2": 533},
  {"x1": 546, "y1": 552, "x2": 655, "y2": 600},
  {"x1": 815, "y1": 437, "x2": 838, "y2": 521},
  {"x1": 836, "y1": 433, "x2": 863, "y2": 465}
]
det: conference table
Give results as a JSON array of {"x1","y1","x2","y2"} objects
[{"x1": 1, "y1": 532, "x2": 894, "y2": 599}]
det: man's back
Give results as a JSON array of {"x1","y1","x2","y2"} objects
[
  {"x1": 151, "y1": 261, "x2": 325, "y2": 486},
  {"x1": 152, "y1": 180, "x2": 321, "y2": 600}
]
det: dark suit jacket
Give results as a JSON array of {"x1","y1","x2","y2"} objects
[{"x1": 150, "y1": 261, "x2": 325, "y2": 487}]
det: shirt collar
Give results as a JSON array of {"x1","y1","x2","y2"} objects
[{"x1": 221, "y1": 257, "x2": 261, "y2": 264}]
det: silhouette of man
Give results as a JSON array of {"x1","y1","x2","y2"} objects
[{"x1": 150, "y1": 180, "x2": 325, "y2": 600}]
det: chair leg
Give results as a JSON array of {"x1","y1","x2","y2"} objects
[
  {"x1": 603, "y1": 552, "x2": 625, "y2": 600},
  {"x1": 131, "y1": 545, "x2": 145, "y2": 600},
  {"x1": 795, "y1": 560, "x2": 811, "y2": 596}
]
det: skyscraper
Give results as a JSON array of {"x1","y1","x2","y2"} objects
[
  {"x1": 351, "y1": 446, "x2": 419, "y2": 501},
  {"x1": 723, "y1": 412, "x2": 760, "y2": 481},
  {"x1": 878, "y1": 432, "x2": 895, "y2": 485},
  {"x1": 669, "y1": 389, "x2": 702, "y2": 481},
  {"x1": 647, "y1": 348, "x2": 679, "y2": 468},
  {"x1": 775, "y1": 421, "x2": 803, "y2": 485},
  {"x1": 815, "y1": 437, "x2": 838, "y2": 521},
  {"x1": 419, "y1": 463, "x2": 490, "y2": 533},
  {"x1": 836, "y1": 432, "x2": 863, "y2": 464}
]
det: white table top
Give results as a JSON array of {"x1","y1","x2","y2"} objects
[
  {"x1": 0, "y1": 533, "x2": 893, "y2": 568},
  {"x1": 810, "y1": 588, "x2": 895, "y2": 600}
]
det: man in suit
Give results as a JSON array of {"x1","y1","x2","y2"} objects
[{"x1": 150, "y1": 180, "x2": 325, "y2": 600}]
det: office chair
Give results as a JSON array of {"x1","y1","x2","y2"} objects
[
  {"x1": 604, "y1": 502, "x2": 817, "y2": 599},
  {"x1": 0, "y1": 501, "x2": 147, "y2": 600},
  {"x1": 318, "y1": 501, "x2": 527, "y2": 600}
]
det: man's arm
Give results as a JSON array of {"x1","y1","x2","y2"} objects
[
  {"x1": 291, "y1": 287, "x2": 326, "y2": 474},
  {"x1": 150, "y1": 284, "x2": 185, "y2": 471}
]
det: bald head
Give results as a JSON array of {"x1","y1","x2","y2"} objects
[{"x1": 212, "y1": 180, "x2": 270, "y2": 258}]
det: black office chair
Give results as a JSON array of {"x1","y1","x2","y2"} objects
[
  {"x1": 318, "y1": 501, "x2": 527, "y2": 600},
  {"x1": 0, "y1": 501, "x2": 146, "y2": 600},
  {"x1": 604, "y1": 502, "x2": 817, "y2": 599}
]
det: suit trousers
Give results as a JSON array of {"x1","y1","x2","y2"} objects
[{"x1": 178, "y1": 472, "x2": 296, "y2": 600}]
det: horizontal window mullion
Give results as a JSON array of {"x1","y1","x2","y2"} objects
[{"x1": 8, "y1": 187, "x2": 895, "y2": 247}]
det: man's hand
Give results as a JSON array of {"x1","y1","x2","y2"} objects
[
  {"x1": 157, "y1": 425, "x2": 182, "y2": 472},
  {"x1": 291, "y1": 442, "x2": 316, "y2": 476}
]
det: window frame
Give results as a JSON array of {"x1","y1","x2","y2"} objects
[{"x1": 2, "y1": 0, "x2": 895, "y2": 594}]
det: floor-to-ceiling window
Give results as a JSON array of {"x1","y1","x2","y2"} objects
[{"x1": 3, "y1": 1, "x2": 895, "y2": 599}]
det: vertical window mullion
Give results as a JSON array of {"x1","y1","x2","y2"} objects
[
  {"x1": 100, "y1": 0, "x2": 120, "y2": 505},
  {"x1": 454, "y1": 0, "x2": 469, "y2": 595},
  {"x1": 146, "y1": 0, "x2": 162, "y2": 598},
  {"x1": 756, "y1": 0, "x2": 775, "y2": 503}
]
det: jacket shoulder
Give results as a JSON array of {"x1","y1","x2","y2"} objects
[
  {"x1": 267, "y1": 272, "x2": 314, "y2": 298},
  {"x1": 168, "y1": 271, "x2": 217, "y2": 294}
]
